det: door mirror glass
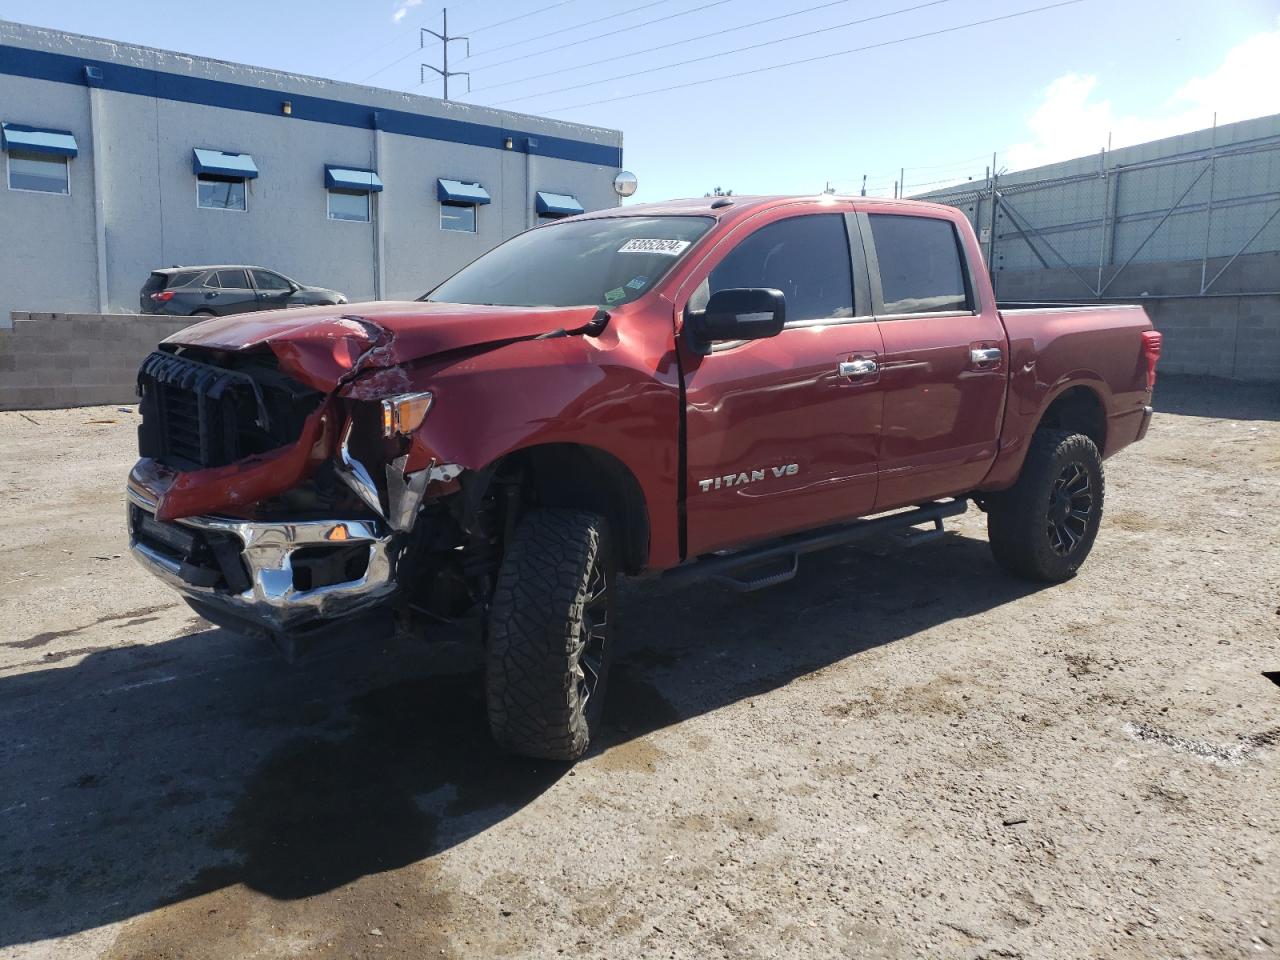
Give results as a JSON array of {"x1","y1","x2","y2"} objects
[{"x1": 687, "y1": 288, "x2": 786, "y2": 353}]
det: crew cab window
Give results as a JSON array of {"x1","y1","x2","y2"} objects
[
  {"x1": 692, "y1": 214, "x2": 853, "y2": 323},
  {"x1": 868, "y1": 214, "x2": 970, "y2": 315}
]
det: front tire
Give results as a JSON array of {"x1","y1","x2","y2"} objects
[
  {"x1": 986, "y1": 429, "x2": 1104, "y2": 582},
  {"x1": 485, "y1": 509, "x2": 615, "y2": 761}
]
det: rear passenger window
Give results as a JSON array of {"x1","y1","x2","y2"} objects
[
  {"x1": 701, "y1": 214, "x2": 853, "y2": 324},
  {"x1": 215, "y1": 269, "x2": 250, "y2": 289},
  {"x1": 869, "y1": 214, "x2": 970, "y2": 315}
]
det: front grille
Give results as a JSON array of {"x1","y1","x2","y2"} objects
[{"x1": 137, "y1": 349, "x2": 322, "y2": 471}]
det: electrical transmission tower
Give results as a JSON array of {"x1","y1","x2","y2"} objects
[{"x1": 420, "y1": 9, "x2": 470, "y2": 100}]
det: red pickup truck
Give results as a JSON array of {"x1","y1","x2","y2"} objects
[{"x1": 127, "y1": 195, "x2": 1161, "y2": 760}]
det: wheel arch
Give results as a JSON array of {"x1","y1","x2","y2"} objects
[
  {"x1": 979, "y1": 378, "x2": 1110, "y2": 492},
  {"x1": 485, "y1": 442, "x2": 651, "y2": 575},
  {"x1": 1034, "y1": 383, "x2": 1107, "y2": 453}
]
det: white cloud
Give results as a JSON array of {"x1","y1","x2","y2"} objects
[
  {"x1": 1006, "y1": 18, "x2": 1280, "y2": 171},
  {"x1": 392, "y1": 0, "x2": 423, "y2": 24}
]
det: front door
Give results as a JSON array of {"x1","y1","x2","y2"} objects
[
  {"x1": 212, "y1": 268, "x2": 259, "y2": 315},
  {"x1": 677, "y1": 209, "x2": 885, "y2": 558},
  {"x1": 859, "y1": 211, "x2": 1008, "y2": 511},
  {"x1": 251, "y1": 269, "x2": 296, "y2": 310}
]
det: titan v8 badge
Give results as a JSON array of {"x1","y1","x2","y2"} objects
[{"x1": 698, "y1": 463, "x2": 798, "y2": 492}]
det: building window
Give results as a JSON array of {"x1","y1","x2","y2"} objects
[
  {"x1": 324, "y1": 165, "x2": 382, "y2": 223},
  {"x1": 535, "y1": 190, "x2": 584, "y2": 226},
  {"x1": 192, "y1": 148, "x2": 258, "y2": 213},
  {"x1": 8, "y1": 150, "x2": 70, "y2": 195},
  {"x1": 197, "y1": 174, "x2": 247, "y2": 211},
  {"x1": 441, "y1": 202, "x2": 477, "y2": 233},
  {"x1": 328, "y1": 189, "x2": 369, "y2": 222},
  {"x1": 2, "y1": 122, "x2": 78, "y2": 195},
  {"x1": 436, "y1": 178, "x2": 490, "y2": 234}
]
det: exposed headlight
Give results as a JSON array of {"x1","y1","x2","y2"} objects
[{"x1": 381, "y1": 392, "x2": 433, "y2": 437}]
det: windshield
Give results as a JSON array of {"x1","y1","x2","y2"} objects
[{"x1": 427, "y1": 215, "x2": 715, "y2": 308}]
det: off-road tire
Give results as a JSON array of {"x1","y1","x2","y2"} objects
[
  {"x1": 486, "y1": 509, "x2": 615, "y2": 761},
  {"x1": 986, "y1": 429, "x2": 1104, "y2": 583}
]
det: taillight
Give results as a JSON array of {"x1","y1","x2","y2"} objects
[
  {"x1": 1140, "y1": 330, "x2": 1162, "y2": 390},
  {"x1": 149, "y1": 290, "x2": 175, "y2": 302}
]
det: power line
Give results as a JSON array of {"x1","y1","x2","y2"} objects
[
  {"x1": 360, "y1": 40, "x2": 427, "y2": 83},
  {"x1": 536, "y1": 0, "x2": 1084, "y2": 114},
  {"x1": 486, "y1": 0, "x2": 957, "y2": 107},
  {"x1": 466, "y1": 0, "x2": 578, "y2": 35},
  {"x1": 337, "y1": 1, "x2": 483, "y2": 77},
  {"x1": 470, "y1": 0, "x2": 879, "y2": 94},
  {"x1": 463, "y1": 0, "x2": 742, "y2": 72},
  {"x1": 462, "y1": 0, "x2": 672, "y2": 61},
  {"x1": 354, "y1": 0, "x2": 496, "y2": 86},
  {"x1": 335, "y1": 31, "x2": 418, "y2": 77}
]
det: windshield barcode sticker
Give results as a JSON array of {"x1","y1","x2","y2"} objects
[{"x1": 618, "y1": 238, "x2": 691, "y2": 255}]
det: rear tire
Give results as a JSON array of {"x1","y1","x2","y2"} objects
[
  {"x1": 191, "y1": 309, "x2": 216, "y2": 317},
  {"x1": 986, "y1": 429, "x2": 1104, "y2": 582},
  {"x1": 485, "y1": 509, "x2": 615, "y2": 761}
]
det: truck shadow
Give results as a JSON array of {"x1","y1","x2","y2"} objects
[
  {"x1": 1153, "y1": 374, "x2": 1280, "y2": 422},
  {"x1": 0, "y1": 529, "x2": 1042, "y2": 948}
]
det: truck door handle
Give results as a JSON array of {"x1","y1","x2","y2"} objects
[
  {"x1": 970, "y1": 347, "x2": 1002, "y2": 365},
  {"x1": 838, "y1": 358, "x2": 878, "y2": 377}
]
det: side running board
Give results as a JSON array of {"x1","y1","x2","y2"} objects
[{"x1": 663, "y1": 499, "x2": 968, "y2": 593}]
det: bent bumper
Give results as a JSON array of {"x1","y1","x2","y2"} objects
[{"x1": 127, "y1": 486, "x2": 398, "y2": 633}]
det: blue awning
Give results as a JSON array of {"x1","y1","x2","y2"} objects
[
  {"x1": 535, "y1": 191, "x2": 584, "y2": 217},
  {"x1": 325, "y1": 165, "x2": 383, "y2": 193},
  {"x1": 1, "y1": 123, "x2": 78, "y2": 158},
  {"x1": 437, "y1": 178, "x2": 491, "y2": 205},
  {"x1": 192, "y1": 148, "x2": 259, "y2": 179}
]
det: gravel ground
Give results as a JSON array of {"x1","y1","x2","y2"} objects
[{"x1": 0, "y1": 377, "x2": 1277, "y2": 960}]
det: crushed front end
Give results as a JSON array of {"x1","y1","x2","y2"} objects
[{"x1": 125, "y1": 336, "x2": 474, "y2": 642}]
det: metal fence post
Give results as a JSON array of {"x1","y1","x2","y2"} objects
[
  {"x1": 1095, "y1": 147, "x2": 1108, "y2": 297},
  {"x1": 1199, "y1": 113, "x2": 1218, "y2": 295}
]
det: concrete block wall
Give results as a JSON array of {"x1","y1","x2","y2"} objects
[
  {"x1": 993, "y1": 253, "x2": 1280, "y2": 381},
  {"x1": 0, "y1": 312, "x2": 194, "y2": 410}
]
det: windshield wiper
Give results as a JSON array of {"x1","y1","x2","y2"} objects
[{"x1": 534, "y1": 309, "x2": 610, "y2": 340}]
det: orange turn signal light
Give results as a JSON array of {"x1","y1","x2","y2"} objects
[
  {"x1": 325, "y1": 523, "x2": 350, "y2": 542},
  {"x1": 380, "y1": 391, "x2": 434, "y2": 437}
]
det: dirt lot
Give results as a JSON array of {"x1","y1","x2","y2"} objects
[{"x1": 1, "y1": 377, "x2": 1277, "y2": 960}]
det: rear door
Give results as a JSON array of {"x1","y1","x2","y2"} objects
[
  {"x1": 213, "y1": 269, "x2": 258, "y2": 314},
  {"x1": 251, "y1": 269, "x2": 295, "y2": 310},
  {"x1": 859, "y1": 210, "x2": 1007, "y2": 511},
  {"x1": 676, "y1": 207, "x2": 885, "y2": 557}
]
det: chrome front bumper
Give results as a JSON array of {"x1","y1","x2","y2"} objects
[{"x1": 126, "y1": 487, "x2": 398, "y2": 633}]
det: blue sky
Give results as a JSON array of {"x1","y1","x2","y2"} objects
[{"x1": 4, "y1": 0, "x2": 1279, "y2": 201}]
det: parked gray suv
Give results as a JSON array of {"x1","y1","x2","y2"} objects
[{"x1": 139, "y1": 265, "x2": 347, "y2": 317}]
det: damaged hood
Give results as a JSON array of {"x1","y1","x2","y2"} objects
[{"x1": 164, "y1": 300, "x2": 606, "y2": 392}]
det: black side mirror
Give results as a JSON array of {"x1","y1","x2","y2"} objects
[{"x1": 685, "y1": 288, "x2": 786, "y2": 354}]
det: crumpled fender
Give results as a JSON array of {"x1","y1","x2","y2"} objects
[{"x1": 148, "y1": 301, "x2": 628, "y2": 523}]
